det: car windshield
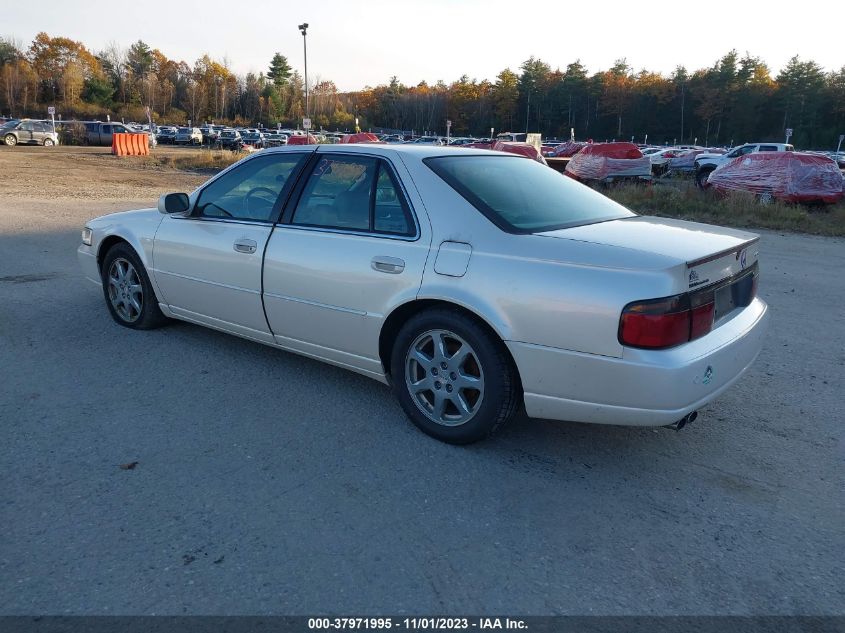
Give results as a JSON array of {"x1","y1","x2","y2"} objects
[
  {"x1": 178, "y1": 128, "x2": 189, "y2": 133},
  {"x1": 426, "y1": 155, "x2": 635, "y2": 233}
]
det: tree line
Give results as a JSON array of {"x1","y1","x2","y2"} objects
[{"x1": 1, "y1": 33, "x2": 844, "y2": 148}]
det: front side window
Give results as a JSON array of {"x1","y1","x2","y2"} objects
[
  {"x1": 195, "y1": 153, "x2": 306, "y2": 222},
  {"x1": 292, "y1": 155, "x2": 415, "y2": 236},
  {"x1": 20, "y1": 121, "x2": 34, "y2": 131},
  {"x1": 426, "y1": 155, "x2": 635, "y2": 233}
]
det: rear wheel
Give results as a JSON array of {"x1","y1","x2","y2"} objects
[
  {"x1": 4, "y1": 134, "x2": 17, "y2": 147},
  {"x1": 390, "y1": 308, "x2": 520, "y2": 444},
  {"x1": 101, "y1": 243, "x2": 167, "y2": 330}
]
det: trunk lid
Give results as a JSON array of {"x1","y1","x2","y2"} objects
[{"x1": 537, "y1": 216, "x2": 760, "y2": 290}]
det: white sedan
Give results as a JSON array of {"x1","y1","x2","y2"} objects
[{"x1": 78, "y1": 145, "x2": 768, "y2": 443}]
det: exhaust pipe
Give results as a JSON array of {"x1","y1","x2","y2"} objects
[{"x1": 665, "y1": 410, "x2": 698, "y2": 431}]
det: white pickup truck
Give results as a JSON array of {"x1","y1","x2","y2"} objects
[{"x1": 695, "y1": 142, "x2": 794, "y2": 187}]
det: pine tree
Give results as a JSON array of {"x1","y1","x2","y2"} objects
[{"x1": 267, "y1": 53, "x2": 291, "y2": 87}]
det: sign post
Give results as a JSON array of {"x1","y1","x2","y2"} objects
[
  {"x1": 446, "y1": 119, "x2": 451, "y2": 145},
  {"x1": 785, "y1": 128, "x2": 793, "y2": 144},
  {"x1": 47, "y1": 106, "x2": 56, "y2": 133},
  {"x1": 490, "y1": 127, "x2": 494, "y2": 139},
  {"x1": 302, "y1": 117, "x2": 312, "y2": 132},
  {"x1": 837, "y1": 134, "x2": 844, "y2": 154}
]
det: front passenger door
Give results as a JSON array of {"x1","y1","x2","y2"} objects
[{"x1": 152, "y1": 152, "x2": 310, "y2": 341}]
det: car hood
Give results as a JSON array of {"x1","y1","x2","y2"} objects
[
  {"x1": 88, "y1": 207, "x2": 160, "y2": 227},
  {"x1": 536, "y1": 216, "x2": 757, "y2": 265}
]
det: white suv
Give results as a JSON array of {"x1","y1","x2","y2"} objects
[{"x1": 174, "y1": 127, "x2": 202, "y2": 145}]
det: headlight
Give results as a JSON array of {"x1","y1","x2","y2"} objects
[{"x1": 81, "y1": 227, "x2": 93, "y2": 246}]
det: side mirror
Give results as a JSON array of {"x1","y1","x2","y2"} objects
[{"x1": 158, "y1": 192, "x2": 190, "y2": 214}]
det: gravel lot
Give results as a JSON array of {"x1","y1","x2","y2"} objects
[{"x1": 1, "y1": 146, "x2": 843, "y2": 615}]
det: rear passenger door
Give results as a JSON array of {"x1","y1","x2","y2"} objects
[{"x1": 262, "y1": 151, "x2": 431, "y2": 375}]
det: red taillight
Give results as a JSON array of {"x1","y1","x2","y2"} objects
[
  {"x1": 620, "y1": 290, "x2": 714, "y2": 349},
  {"x1": 690, "y1": 301, "x2": 715, "y2": 339},
  {"x1": 619, "y1": 295, "x2": 690, "y2": 349},
  {"x1": 620, "y1": 310, "x2": 689, "y2": 348}
]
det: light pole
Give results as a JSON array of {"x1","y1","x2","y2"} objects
[{"x1": 298, "y1": 23, "x2": 309, "y2": 120}]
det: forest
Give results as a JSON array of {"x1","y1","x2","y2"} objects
[{"x1": 2, "y1": 33, "x2": 844, "y2": 148}]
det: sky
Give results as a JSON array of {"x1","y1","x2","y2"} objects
[{"x1": 3, "y1": 0, "x2": 843, "y2": 91}]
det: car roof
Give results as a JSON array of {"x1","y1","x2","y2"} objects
[{"x1": 257, "y1": 143, "x2": 513, "y2": 161}]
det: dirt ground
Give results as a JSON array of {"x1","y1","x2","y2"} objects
[{"x1": 1, "y1": 144, "x2": 843, "y2": 616}]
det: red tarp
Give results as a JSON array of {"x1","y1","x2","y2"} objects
[
  {"x1": 708, "y1": 152, "x2": 844, "y2": 204},
  {"x1": 340, "y1": 132, "x2": 383, "y2": 144},
  {"x1": 564, "y1": 142, "x2": 651, "y2": 181},
  {"x1": 458, "y1": 141, "x2": 546, "y2": 164},
  {"x1": 548, "y1": 141, "x2": 587, "y2": 158},
  {"x1": 287, "y1": 133, "x2": 319, "y2": 145}
]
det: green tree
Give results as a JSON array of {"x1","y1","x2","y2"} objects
[
  {"x1": 267, "y1": 53, "x2": 291, "y2": 87},
  {"x1": 126, "y1": 40, "x2": 153, "y2": 77}
]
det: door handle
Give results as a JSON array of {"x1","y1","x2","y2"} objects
[
  {"x1": 371, "y1": 256, "x2": 405, "y2": 274},
  {"x1": 233, "y1": 239, "x2": 258, "y2": 254}
]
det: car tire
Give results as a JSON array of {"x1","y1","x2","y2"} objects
[
  {"x1": 101, "y1": 243, "x2": 168, "y2": 330},
  {"x1": 5, "y1": 134, "x2": 17, "y2": 146},
  {"x1": 390, "y1": 307, "x2": 520, "y2": 444},
  {"x1": 43, "y1": 138, "x2": 54, "y2": 147},
  {"x1": 695, "y1": 168, "x2": 714, "y2": 189}
]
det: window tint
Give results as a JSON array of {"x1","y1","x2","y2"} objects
[
  {"x1": 374, "y1": 164, "x2": 413, "y2": 235},
  {"x1": 114, "y1": 125, "x2": 127, "y2": 133},
  {"x1": 292, "y1": 155, "x2": 415, "y2": 236},
  {"x1": 293, "y1": 155, "x2": 376, "y2": 231},
  {"x1": 196, "y1": 153, "x2": 305, "y2": 222},
  {"x1": 759, "y1": 145, "x2": 778, "y2": 152},
  {"x1": 20, "y1": 121, "x2": 34, "y2": 131},
  {"x1": 426, "y1": 155, "x2": 635, "y2": 233}
]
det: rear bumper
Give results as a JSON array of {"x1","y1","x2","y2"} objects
[{"x1": 508, "y1": 297, "x2": 768, "y2": 426}]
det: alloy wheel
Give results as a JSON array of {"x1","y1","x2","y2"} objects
[
  {"x1": 405, "y1": 329, "x2": 484, "y2": 426},
  {"x1": 107, "y1": 258, "x2": 143, "y2": 323}
]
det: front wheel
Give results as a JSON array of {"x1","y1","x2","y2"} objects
[
  {"x1": 5, "y1": 134, "x2": 17, "y2": 146},
  {"x1": 101, "y1": 243, "x2": 168, "y2": 330},
  {"x1": 390, "y1": 308, "x2": 520, "y2": 444},
  {"x1": 43, "y1": 138, "x2": 55, "y2": 147}
]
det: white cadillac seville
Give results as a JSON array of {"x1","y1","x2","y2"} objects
[{"x1": 78, "y1": 145, "x2": 768, "y2": 443}]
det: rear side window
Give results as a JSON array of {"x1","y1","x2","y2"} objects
[
  {"x1": 425, "y1": 155, "x2": 634, "y2": 233},
  {"x1": 292, "y1": 155, "x2": 415, "y2": 236},
  {"x1": 759, "y1": 145, "x2": 778, "y2": 152}
]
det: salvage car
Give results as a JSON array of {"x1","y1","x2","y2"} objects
[
  {"x1": 78, "y1": 145, "x2": 768, "y2": 444},
  {"x1": 707, "y1": 151, "x2": 844, "y2": 204},
  {"x1": 565, "y1": 142, "x2": 652, "y2": 183}
]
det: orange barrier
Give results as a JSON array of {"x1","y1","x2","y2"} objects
[{"x1": 112, "y1": 133, "x2": 150, "y2": 156}]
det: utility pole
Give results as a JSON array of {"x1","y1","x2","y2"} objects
[{"x1": 298, "y1": 23, "x2": 309, "y2": 119}]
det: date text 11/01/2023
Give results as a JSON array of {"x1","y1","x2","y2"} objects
[{"x1": 307, "y1": 617, "x2": 528, "y2": 630}]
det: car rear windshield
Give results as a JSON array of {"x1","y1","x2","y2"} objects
[{"x1": 425, "y1": 155, "x2": 635, "y2": 233}]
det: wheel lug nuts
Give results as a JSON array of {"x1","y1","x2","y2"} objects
[
  {"x1": 431, "y1": 368, "x2": 438, "y2": 375},
  {"x1": 434, "y1": 381, "x2": 441, "y2": 390},
  {"x1": 446, "y1": 384, "x2": 453, "y2": 393},
  {"x1": 440, "y1": 362, "x2": 448, "y2": 370},
  {"x1": 450, "y1": 372, "x2": 457, "y2": 380}
]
